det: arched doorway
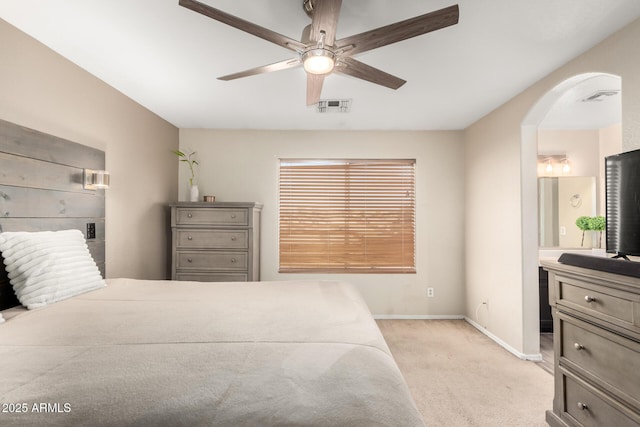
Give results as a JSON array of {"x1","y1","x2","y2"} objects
[{"x1": 520, "y1": 72, "x2": 622, "y2": 356}]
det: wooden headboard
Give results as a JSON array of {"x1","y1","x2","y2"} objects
[{"x1": 0, "y1": 119, "x2": 106, "y2": 309}]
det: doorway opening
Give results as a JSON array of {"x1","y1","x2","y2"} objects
[{"x1": 521, "y1": 73, "x2": 622, "y2": 367}]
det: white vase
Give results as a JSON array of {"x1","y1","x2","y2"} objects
[{"x1": 189, "y1": 184, "x2": 199, "y2": 202}]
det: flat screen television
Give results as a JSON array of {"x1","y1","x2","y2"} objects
[{"x1": 606, "y1": 148, "x2": 640, "y2": 259}]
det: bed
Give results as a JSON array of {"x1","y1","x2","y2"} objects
[
  {"x1": 0, "y1": 277, "x2": 424, "y2": 426},
  {"x1": 0, "y1": 120, "x2": 424, "y2": 426}
]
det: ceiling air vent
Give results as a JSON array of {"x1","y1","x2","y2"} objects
[
  {"x1": 317, "y1": 99, "x2": 351, "y2": 113},
  {"x1": 580, "y1": 90, "x2": 620, "y2": 102}
]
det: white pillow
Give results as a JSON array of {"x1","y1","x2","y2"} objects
[{"x1": 0, "y1": 229, "x2": 106, "y2": 309}]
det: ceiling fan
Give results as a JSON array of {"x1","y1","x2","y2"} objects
[{"x1": 178, "y1": 0, "x2": 459, "y2": 105}]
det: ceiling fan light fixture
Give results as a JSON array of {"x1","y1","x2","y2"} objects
[
  {"x1": 179, "y1": 0, "x2": 460, "y2": 104},
  {"x1": 302, "y1": 49, "x2": 335, "y2": 75}
]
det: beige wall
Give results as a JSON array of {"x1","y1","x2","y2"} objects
[
  {"x1": 179, "y1": 129, "x2": 466, "y2": 316},
  {"x1": 465, "y1": 18, "x2": 640, "y2": 356},
  {"x1": 0, "y1": 18, "x2": 179, "y2": 279}
]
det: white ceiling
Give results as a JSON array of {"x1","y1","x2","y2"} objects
[
  {"x1": 0, "y1": 0, "x2": 638, "y2": 130},
  {"x1": 539, "y1": 74, "x2": 621, "y2": 129}
]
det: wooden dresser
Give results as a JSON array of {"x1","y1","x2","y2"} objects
[
  {"x1": 171, "y1": 202, "x2": 262, "y2": 282},
  {"x1": 541, "y1": 259, "x2": 640, "y2": 427}
]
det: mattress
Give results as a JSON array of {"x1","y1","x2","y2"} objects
[{"x1": 0, "y1": 278, "x2": 424, "y2": 426}]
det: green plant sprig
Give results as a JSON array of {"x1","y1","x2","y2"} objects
[
  {"x1": 173, "y1": 150, "x2": 199, "y2": 186},
  {"x1": 575, "y1": 215, "x2": 606, "y2": 247}
]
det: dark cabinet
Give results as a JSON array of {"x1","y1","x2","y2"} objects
[{"x1": 539, "y1": 267, "x2": 553, "y2": 332}]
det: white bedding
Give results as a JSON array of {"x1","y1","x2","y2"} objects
[
  {"x1": 0, "y1": 230, "x2": 106, "y2": 309},
  {"x1": 0, "y1": 279, "x2": 425, "y2": 426}
]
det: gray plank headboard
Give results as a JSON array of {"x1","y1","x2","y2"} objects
[{"x1": 0, "y1": 119, "x2": 106, "y2": 310}]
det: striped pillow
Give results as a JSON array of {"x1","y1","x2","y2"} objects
[{"x1": 0, "y1": 229, "x2": 105, "y2": 309}]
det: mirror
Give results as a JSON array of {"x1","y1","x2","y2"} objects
[{"x1": 538, "y1": 176, "x2": 596, "y2": 248}]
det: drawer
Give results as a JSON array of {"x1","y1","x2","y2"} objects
[
  {"x1": 176, "y1": 208, "x2": 248, "y2": 226},
  {"x1": 560, "y1": 315, "x2": 640, "y2": 407},
  {"x1": 176, "y1": 230, "x2": 248, "y2": 249},
  {"x1": 175, "y1": 272, "x2": 248, "y2": 282},
  {"x1": 176, "y1": 252, "x2": 248, "y2": 270},
  {"x1": 564, "y1": 373, "x2": 640, "y2": 427},
  {"x1": 558, "y1": 280, "x2": 636, "y2": 327}
]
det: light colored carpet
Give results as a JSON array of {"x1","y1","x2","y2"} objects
[{"x1": 377, "y1": 320, "x2": 553, "y2": 427}]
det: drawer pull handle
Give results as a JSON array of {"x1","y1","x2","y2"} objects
[
  {"x1": 187, "y1": 213, "x2": 193, "y2": 218},
  {"x1": 231, "y1": 214, "x2": 236, "y2": 219},
  {"x1": 231, "y1": 236, "x2": 237, "y2": 241},
  {"x1": 187, "y1": 236, "x2": 193, "y2": 240},
  {"x1": 187, "y1": 258, "x2": 193, "y2": 263},
  {"x1": 231, "y1": 258, "x2": 237, "y2": 263},
  {"x1": 574, "y1": 343, "x2": 585, "y2": 351},
  {"x1": 584, "y1": 295, "x2": 596, "y2": 303},
  {"x1": 577, "y1": 402, "x2": 588, "y2": 411}
]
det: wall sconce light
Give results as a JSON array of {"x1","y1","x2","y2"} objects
[
  {"x1": 83, "y1": 169, "x2": 110, "y2": 190},
  {"x1": 561, "y1": 159, "x2": 571, "y2": 174}
]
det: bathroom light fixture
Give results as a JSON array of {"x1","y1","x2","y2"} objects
[
  {"x1": 545, "y1": 159, "x2": 553, "y2": 173},
  {"x1": 538, "y1": 154, "x2": 572, "y2": 177},
  {"x1": 83, "y1": 169, "x2": 110, "y2": 190}
]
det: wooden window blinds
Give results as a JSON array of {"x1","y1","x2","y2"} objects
[{"x1": 279, "y1": 159, "x2": 416, "y2": 273}]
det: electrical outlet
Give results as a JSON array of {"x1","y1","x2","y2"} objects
[
  {"x1": 86, "y1": 223, "x2": 96, "y2": 240},
  {"x1": 427, "y1": 287, "x2": 434, "y2": 298}
]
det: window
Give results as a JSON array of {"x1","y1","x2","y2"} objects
[{"x1": 279, "y1": 159, "x2": 415, "y2": 273}]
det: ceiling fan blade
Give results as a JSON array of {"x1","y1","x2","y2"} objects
[
  {"x1": 310, "y1": 0, "x2": 342, "y2": 46},
  {"x1": 334, "y1": 57, "x2": 406, "y2": 90},
  {"x1": 218, "y1": 58, "x2": 302, "y2": 81},
  {"x1": 307, "y1": 74, "x2": 325, "y2": 105},
  {"x1": 179, "y1": 0, "x2": 306, "y2": 53},
  {"x1": 336, "y1": 4, "x2": 459, "y2": 56}
]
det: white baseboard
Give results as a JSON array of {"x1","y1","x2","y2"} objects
[
  {"x1": 373, "y1": 314, "x2": 465, "y2": 320},
  {"x1": 464, "y1": 317, "x2": 543, "y2": 362}
]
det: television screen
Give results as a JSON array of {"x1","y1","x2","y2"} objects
[{"x1": 606, "y1": 149, "x2": 640, "y2": 258}]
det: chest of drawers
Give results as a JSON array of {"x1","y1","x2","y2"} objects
[
  {"x1": 541, "y1": 259, "x2": 640, "y2": 427},
  {"x1": 171, "y1": 202, "x2": 262, "y2": 282}
]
